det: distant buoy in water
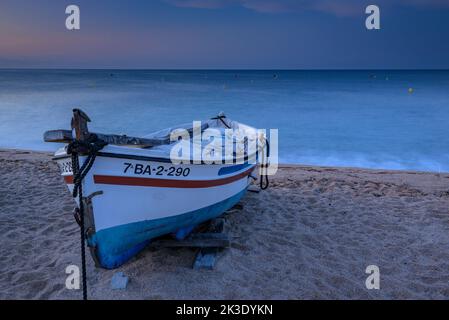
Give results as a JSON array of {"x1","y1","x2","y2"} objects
[
  {"x1": 408, "y1": 87, "x2": 414, "y2": 94},
  {"x1": 273, "y1": 74, "x2": 278, "y2": 79}
]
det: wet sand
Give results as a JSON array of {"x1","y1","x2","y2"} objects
[{"x1": 1, "y1": 148, "x2": 449, "y2": 299}]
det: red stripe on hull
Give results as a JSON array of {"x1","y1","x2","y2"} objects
[
  {"x1": 64, "y1": 176, "x2": 74, "y2": 184},
  {"x1": 63, "y1": 167, "x2": 254, "y2": 188}
]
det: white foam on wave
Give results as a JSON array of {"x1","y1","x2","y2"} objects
[{"x1": 280, "y1": 153, "x2": 449, "y2": 173}]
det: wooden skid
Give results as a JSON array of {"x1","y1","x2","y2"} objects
[
  {"x1": 149, "y1": 233, "x2": 230, "y2": 249},
  {"x1": 194, "y1": 218, "x2": 227, "y2": 270},
  {"x1": 193, "y1": 248, "x2": 219, "y2": 270},
  {"x1": 149, "y1": 218, "x2": 229, "y2": 270}
]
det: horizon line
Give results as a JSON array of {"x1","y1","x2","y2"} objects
[{"x1": 1, "y1": 67, "x2": 449, "y2": 71}]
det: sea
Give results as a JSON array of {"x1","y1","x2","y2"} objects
[{"x1": 1, "y1": 69, "x2": 448, "y2": 172}]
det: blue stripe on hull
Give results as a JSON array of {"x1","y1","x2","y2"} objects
[
  {"x1": 218, "y1": 163, "x2": 252, "y2": 176},
  {"x1": 88, "y1": 188, "x2": 248, "y2": 269}
]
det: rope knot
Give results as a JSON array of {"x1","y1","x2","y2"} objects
[{"x1": 67, "y1": 136, "x2": 107, "y2": 198}]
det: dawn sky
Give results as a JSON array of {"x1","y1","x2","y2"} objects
[{"x1": 0, "y1": 0, "x2": 448, "y2": 69}]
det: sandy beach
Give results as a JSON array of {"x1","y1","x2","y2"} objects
[{"x1": 1, "y1": 148, "x2": 449, "y2": 300}]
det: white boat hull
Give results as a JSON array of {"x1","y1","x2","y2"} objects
[{"x1": 55, "y1": 145, "x2": 256, "y2": 268}]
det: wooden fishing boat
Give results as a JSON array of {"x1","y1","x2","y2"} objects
[{"x1": 44, "y1": 109, "x2": 268, "y2": 269}]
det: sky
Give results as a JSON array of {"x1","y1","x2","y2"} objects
[{"x1": 0, "y1": 0, "x2": 448, "y2": 69}]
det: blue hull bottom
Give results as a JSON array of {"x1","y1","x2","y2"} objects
[{"x1": 87, "y1": 188, "x2": 248, "y2": 269}]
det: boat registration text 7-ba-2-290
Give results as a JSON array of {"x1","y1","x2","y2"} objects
[
  {"x1": 123, "y1": 162, "x2": 191, "y2": 177},
  {"x1": 58, "y1": 159, "x2": 193, "y2": 178}
]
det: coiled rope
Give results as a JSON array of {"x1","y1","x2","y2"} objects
[
  {"x1": 67, "y1": 135, "x2": 107, "y2": 300},
  {"x1": 212, "y1": 113, "x2": 270, "y2": 190},
  {"x1": 260, "y1": 137, "x2": 270, "y2": 190}
]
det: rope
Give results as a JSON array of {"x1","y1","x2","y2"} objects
[
  {"x1": 67, "y1": 136, "x2": 107, "y2": 300},
  {"x1": 260, "y1": 138, "x2": 270, "y2": 190},
  {"x1": 211, "y1": 114, "x2": 231, "y2": 129}
]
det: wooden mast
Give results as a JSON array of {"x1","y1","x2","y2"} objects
[{"x1": 71, "y1": 109, "x2": 91, "y2": 141}]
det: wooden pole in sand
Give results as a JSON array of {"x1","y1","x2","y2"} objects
[{"x1": 71, "y1": 109, "x2": 89, "y2": 300}]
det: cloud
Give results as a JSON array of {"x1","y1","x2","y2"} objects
[
  {"x1": 406, "y1": 0, "x2": 449, "y2": 8},
  {"x1": 163, "y1": 0, "x2": 364, "y2": 16},
  {"x1": 164, "y1": 0, "x2": 234, "y2": 10},
  {"x1": 164, "y1": 0, "x2": 310, "y2": 14},
  {"x1": 163, "y1": 0, "x2": 449, "y2": 16}
]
